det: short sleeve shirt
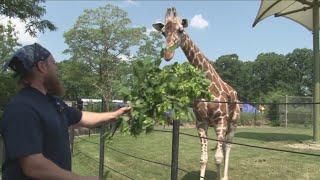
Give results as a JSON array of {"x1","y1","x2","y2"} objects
[{"x1": 0, "y1": 86, "x2": 82, "y2": 179}]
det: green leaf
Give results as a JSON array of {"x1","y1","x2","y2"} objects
[
  {"x1": 118, "y1": 87, "x2": 130, "y2": 95},
  {"x1": 203, "y1": 79, "x2": 211, "y2": 85},
  {"x1": 160, "y1": 48, "x2": 165, "y2": 58},
  {"x1": 167, "y1": 44, "x2": 180, "y2": 52},
  {"x1": 146, "y1": 88, "x2": 154, "y2": 93}
]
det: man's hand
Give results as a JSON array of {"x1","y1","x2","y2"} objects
[{"x1": 115, "y1": 106, "x2": 131, "y2": 116}]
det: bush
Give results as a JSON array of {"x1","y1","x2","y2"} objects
[
  {"x1": 239, "y1": 112, "x2": 269, "y2": 126},
  {"x1": 261, "y1": 90, "x2": 289, "y2": 126}
]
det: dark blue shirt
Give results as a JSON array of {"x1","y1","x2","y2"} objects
[{"x1": 0, "y1": 86, "x2": 82, "y2": 179}]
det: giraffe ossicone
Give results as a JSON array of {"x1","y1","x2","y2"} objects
[{"x1": 153, "y1": 7, "x2": 241, "y2": 180}]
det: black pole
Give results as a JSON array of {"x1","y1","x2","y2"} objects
[
  {"x1": 171, "y1": 119, "x2": 180, "y2": 180},
  {"x1": 254, "y1": 109, "x2": 257, "y2": 126},
  {"x1": 99, "y1": 98, "x2": 106, "y2": 180}
]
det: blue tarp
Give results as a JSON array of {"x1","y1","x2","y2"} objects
[{"x1": 242, "y1": 103, "x2": 259, "y2": 113}]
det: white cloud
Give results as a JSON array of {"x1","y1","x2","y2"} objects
[
  {"x1": 0, "y1": 16, "x2": 38, "y2": 45},
  {"x1": 190, "y1": 14, "x2": 209, "y2": 29},
  {"x1": 124, "y1": 0, "x2": 138, "y2": 6}
]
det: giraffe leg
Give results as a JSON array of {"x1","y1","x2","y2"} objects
[
  {"x1": 197, "y1": 122, "x2": 208, "y2": 180},
  {"x1": 222, "y1": 120, "x2": 238, "y2": 180},
  {"x1": 214, "y1": 117, "x2": 228, "y2": 180},
  {"x1": 215, "y1": 135, "x2": 224, "y2": 180}
]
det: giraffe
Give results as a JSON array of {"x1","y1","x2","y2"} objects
[{"x1": 153, "y1": 7, "x2": 240, "y2": 180}]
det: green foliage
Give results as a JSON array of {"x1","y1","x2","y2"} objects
[
  {"x1": 63, "y1": 4, "x2": 145, "y2": 102},
  {"x1": 0, "y1": 21, "x2": 20, "y2": 64},
  {"x1": 213, "y1": 49, "x2": 313, "y2": 103},
  {"x1": 160, "y1": 43, "x2": 179, "y2": 58},
  {"x1": 239, "y1": 112, "x2": 269, "y2": 126},
  {"x1": 0, "y1": 0, "x2": 57, "y2": 36},
  {"x1": 0, "y1": 72, "x2": 16, "y2": 114},
  {"x1": 57, "y1": 60, "x2": 97, "y2": 100},
  {"x1": 285, "y1": 48, "x2": 313, "y2": 96},
  {"x1": 0, "y1": 22, "x2": 20, "y2": 115},
  {"x1": 116, "y1": 58, "x2": 213, "y2": 136},
  {"x1": 134, "y1": 30, "x2": 164, "y2": 61},
  {"x1": 261, "y1": 90, "x2": 289, "y2": 126}
]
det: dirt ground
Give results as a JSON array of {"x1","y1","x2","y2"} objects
[{"x1": 286, "y1": 143, "x2": 320, "y2": 151}]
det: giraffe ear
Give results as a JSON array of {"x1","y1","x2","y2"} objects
[
  {"x1": 181, "y1": 19, "x2": 188, "y2": 28},
  {"x1": 152, "y1": 23, "x2": 164, "y2": 31}
]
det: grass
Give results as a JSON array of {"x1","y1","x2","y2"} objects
[{"x1": 72, "y1": 127, "x2": 320, "y2": 180}]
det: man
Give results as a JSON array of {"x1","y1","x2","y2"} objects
[{"x1": 0, "y1": 43, "x2": 131, "y2": 180}]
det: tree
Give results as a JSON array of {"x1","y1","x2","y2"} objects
[
  {"x1": 0, "y1": 21, "x2": 20, "y2": 116},
  {"x1": 252, "y1": 52, "x2": 291, "y2": 98},
  {"x1": 134, "y1": 31, "x2": 164, "y2": 60},
  {"x1": 0, "y1": 0, "x2": 57, "y2": 36},
  {"x1": 0, "y1": 72, "x2": 16, "y2": 118},
  {"x1": 238, "y1": 61, "x2": 256, "y2": 102},
  {"x1": 286, "y1": 48, "x2": 313, "y2": 96},
  {"x1": 63, "y1": 4, "x2": 145, "y2": 103},
  {"x1": 57, "y1": 60, "x2": 97, "y2": 101},
  {"x1": 0, "y1": 21, "x2": 20, "y2": 64}
]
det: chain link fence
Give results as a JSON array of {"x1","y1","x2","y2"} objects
[{"x1": 278, "y1": 96, "x2": 313, "y2": 128}]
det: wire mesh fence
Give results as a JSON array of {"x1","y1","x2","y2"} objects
[
  {"x1": 278, "y1": 96, "x2": 313, "y2": 128},
  {"x1": 69, "y1": 97, "x2": 319, "y2": 179}
]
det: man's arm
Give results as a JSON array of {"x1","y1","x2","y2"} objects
[
  {"x1": 76, "y1": 107, "x2": 131, "y2": 128},
  {"x1": 20, "y1": 153, "x2": 97, "y2": 180}
]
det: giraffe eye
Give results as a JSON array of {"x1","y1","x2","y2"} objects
[{"x1": 178, "y1": 28, "x2": 184, "y2": 33}]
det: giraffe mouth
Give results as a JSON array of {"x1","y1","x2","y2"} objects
[{"x1": 164, "y1": 50, "x2": 174, "y2": 61}]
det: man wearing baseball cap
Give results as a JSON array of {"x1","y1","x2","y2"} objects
[{"x1": 0, "y1": 43, "x2": 131, "y2": 180}]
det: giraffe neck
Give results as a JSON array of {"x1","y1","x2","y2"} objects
[{"x1": 180, "y1": 32, "x2": 220, "y2": 84}]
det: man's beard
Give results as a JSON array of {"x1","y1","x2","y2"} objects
[{"x1": 44, "y1": 73, "x2": 65, "y2": 97}]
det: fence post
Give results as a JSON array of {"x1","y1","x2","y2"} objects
[
  {"x1": 285, "y1": 95, "x2": 288, "y2": 128},
  {"x1": 99, "y1": 98, "x2": 106, "y2": 180},
  {"x1": 171, "y1": 119, "x2": 180, "y2": 180}
]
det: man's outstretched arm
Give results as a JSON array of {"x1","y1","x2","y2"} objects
[{"x1": 76, "y1": 107, "x2": 131, "y2": 128}]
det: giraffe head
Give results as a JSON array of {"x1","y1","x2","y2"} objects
[{"x1": 152, "y1": 7, "x2": 188, "y2": 61}]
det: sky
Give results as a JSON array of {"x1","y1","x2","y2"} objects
[{"x1": 1, "y1": 0, "x2": 314, "y2": 64}]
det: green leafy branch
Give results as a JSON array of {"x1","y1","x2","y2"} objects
[
  {"x1": 114, "y1": 58, "x2": 214, "y2": 137},
  {"x1": 160, "y1": 43, "x2": 180, "y2": 58}
]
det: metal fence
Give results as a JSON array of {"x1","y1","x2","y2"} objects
[
  {"x1": 69, "y1": 99, "x2": 320, "y2": 180},
  {"x1": 278, "y1": 96, "x2": 313, "y2": 128}
]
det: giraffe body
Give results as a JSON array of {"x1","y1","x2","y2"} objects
[{"x1": 153, "y1": 7, "x2": 240, "y2": 180}]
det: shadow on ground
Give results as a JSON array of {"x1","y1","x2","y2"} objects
[
  {"x1": 235, "y1": 132, "x2": 312, "y2": 142},
  {"x1": 181, "y1": 170, "x2": 217, "y2": 180}
]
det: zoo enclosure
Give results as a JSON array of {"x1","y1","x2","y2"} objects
[{"x1": 70, "y1": 98, "x2": 320, "y2": 180}]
